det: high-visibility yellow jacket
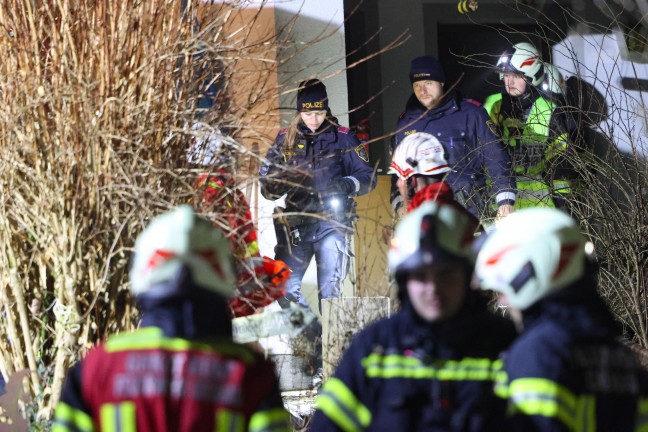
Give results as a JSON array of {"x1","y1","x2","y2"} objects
[{"x1": 484, "y1": 92, "x2": 570, "y2": 209}]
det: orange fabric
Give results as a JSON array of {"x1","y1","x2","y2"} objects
[{"x1": 230, "y1": 257, "x2": 290, "y2": 317}]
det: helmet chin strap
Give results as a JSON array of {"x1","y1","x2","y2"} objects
[{"x1": 512, "y1": 86, "x2": 536, "y2": 110}]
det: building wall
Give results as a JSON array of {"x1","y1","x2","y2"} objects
[{"x1": 271, "y1": 1, "x2": 351, "y2": 127}]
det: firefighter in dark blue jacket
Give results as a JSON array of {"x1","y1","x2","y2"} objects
[
  {"x1": 392, "y1": 56, "x2": 516, "y2": 220},
  {"x1": 311, "y1": 200, "x2": 516, "y2": 431},
  {"x1": 475, "y1": 208, "x2": 648, "y2": 431},
  {"x1": 259, "y1": 79, "x2": 376, "y2": 381}
]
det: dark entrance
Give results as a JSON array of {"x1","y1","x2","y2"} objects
[{"x1": 437, "y1": 24, "x2": 548, "y2": 103}]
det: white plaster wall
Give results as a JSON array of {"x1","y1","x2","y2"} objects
[
  {"x1": 270, "y1": 0, "x2": 350, "y2": 127},
  {"x1": 553, "y1": 31, "x2": 648, "y2": 156}
]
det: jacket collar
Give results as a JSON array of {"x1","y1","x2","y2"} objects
[{"x1": 521, "y1": 278, "x2": 619, "y2": 336}]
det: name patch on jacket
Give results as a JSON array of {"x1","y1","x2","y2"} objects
[
  {"x1": 112, "y1": 352, "x2": 244, "y2": 403},
  {"x1": 571, "y1": 345, "x2": 642, "y2": 393},
  {"x1": 355, "y1": 144, "x2": 369, "y2": 162}
]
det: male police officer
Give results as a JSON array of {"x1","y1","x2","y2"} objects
[{"x1": 392, "y1": 56, "x2": 516, "y2": 220}]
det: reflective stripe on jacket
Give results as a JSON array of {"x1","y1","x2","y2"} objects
[
  {"x1": 497, "y1": 283, "x2": 648, "y2": 431},
  {"x1": 310, "y1": 297, "x2": 516, "y2": 431}
]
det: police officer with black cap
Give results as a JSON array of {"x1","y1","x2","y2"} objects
[
  {"x1": 259, "y1": 79, "x2": 376, "y2": 382},
  {"x1": 392, "y1": 56, "x2": 516, "y2": 221}
]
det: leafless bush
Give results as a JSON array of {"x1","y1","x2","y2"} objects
[
  {"x1": 0, "y1": 0, "x2": 285, "y2": 424},
  {"x1": 459, "y1": 1, "x2": 648, "y2": 348},
  {"x1": 0, "y1": 0, "x2": 408, "y2": 426}
]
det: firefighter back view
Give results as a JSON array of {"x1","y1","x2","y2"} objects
[
  {"x1": 475, "y1": 208, "x2": 648, "y2": 431},
  {"x1": 53, "y1": 205, "x2": 290, "y2": 432}
]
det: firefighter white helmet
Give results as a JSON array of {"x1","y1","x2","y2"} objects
[
  {"x1": 129, "y1": 205, "x2": 236, "y2": 298},
  {"x1": 388, "y1": 200, "x2": 478, "y2": 274},
  {"x1": 388, "y1": 132, "x2": 451, "y2": 180},
  {"x1": 474, "y1": 208, "x2": 587, "y2": 310},
  {"x1": 540, "y1": 63, "x2": 565, "y2": 96},
  {"x1": 496, "y1": 42, "x2": 544, "y2": 86}
]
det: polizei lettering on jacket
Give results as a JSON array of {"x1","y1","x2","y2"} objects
[{"x1": 112, "y1": 352, "x2": 243, "y2": 403}]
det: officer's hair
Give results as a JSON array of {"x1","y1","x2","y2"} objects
[{"x1": 284, "y1": 111, "x2": 337, "y2": 154}]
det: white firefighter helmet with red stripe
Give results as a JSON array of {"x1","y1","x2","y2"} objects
[
  {"x1": 540, "y1": 63, "x2": 565, "y2": 96},
  {"x1": 388, "y1": 132, "x2": 451, "y2": 180},
  {"x1": 129, "y1": 205, "x2": 236, "y2": 298},
  {"x1": 474, "y1": 208, "x2": 587, "y2": 310},
  {"x1": 388, "y1": 200, "x2": 478, "y2": 274},
  {"x1": 496, "y1": 42, "x2": 544, "y2": 86}
]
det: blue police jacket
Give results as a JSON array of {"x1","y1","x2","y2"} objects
[
  {"x1": 259, "y1": 121, "x2": 376, "y2": 239},
  {"x1": 497, "y1": 280, "x2": 648, "y2": 431},
  {"x1": 311, "y1": 292, "x2": 517, "y2": 431},
  {"x1": 393, "y1": 92, "x2": 515, "y2": 215}
]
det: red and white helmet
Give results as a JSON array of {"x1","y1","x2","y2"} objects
[
  {"x1": 388, "y1": 132, "x2": 451, "y2": 180},
  {"x1": 474, "y1": 208, "x2": 587, "y2": 310},
  {"x1": 388, "y1": 200, "x2": 478, "y2": 274},
  {"x1": 540, "y1": 63, "x2": 565, "y2": 96},
  {"x1": 129, "y1": 205, "x2": 236, "y2": 298},
  {"x1": 496, "y1": 42, "x2": 544, "y2": 86}
]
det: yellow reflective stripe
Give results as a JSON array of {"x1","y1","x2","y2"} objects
[
  {"x1": 53, "y1": 401, "x2": 95, "y2": 432},
  {"x1": 248, "y1": 407, "x2": 291, "y2": 432},
  {"x1": 492, "y1": 363, "x2": 509, "y2": 399},
  {"x1": 316, "y1": 377, "x2": 371, "y2": 431},
  {"x1": 552, "y1": 182, "x2": 571, "y2": 194},
  {"x1": 361, "y1": 354, "x2": 499, "y2": 381},
  {"x1": 514, "y1": 178, "x2": 571, "y2": 209},
  {"x1": 105, "y1": 328, "x2": 254, "y2": 363},
  {"x1": 545, "y1": 133, "x2": 569, "y2": 161},
  {"x1": 100, "y1": 402, "x2": 136, "y2": 432},
  {"x1": 508, "y1": 378, "x2": 577, "y2": 429},
  {"x1": 216, "y1": 409, "x2": 245, "y2": 432},
  {"x1": 207, "y1": 180, "x2": 221, "y2": 189},
  {"x1": 437, "y1": 357, "x2": 497, "y2": 380},
  {"x1": 245, "y1": 241, "x2": 260, "y2": 259},
  {"x1": 636, "y1": 398, "x2": 648, "y2": 432},
  {"x1": 574, "y1": 395, "x2": 596, "y2": 432},
  {"x1": 516, "y1": 179, "x2": 550, "y2": 191}
]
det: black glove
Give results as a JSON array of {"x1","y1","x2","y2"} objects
[{"x1": 327, "y1": 178, "x2": 355, "y2": 196}]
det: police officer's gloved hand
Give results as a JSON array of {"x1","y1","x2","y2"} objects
[{"x1": 326, "y1": 178, "x2": 355, "y2": 196}]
